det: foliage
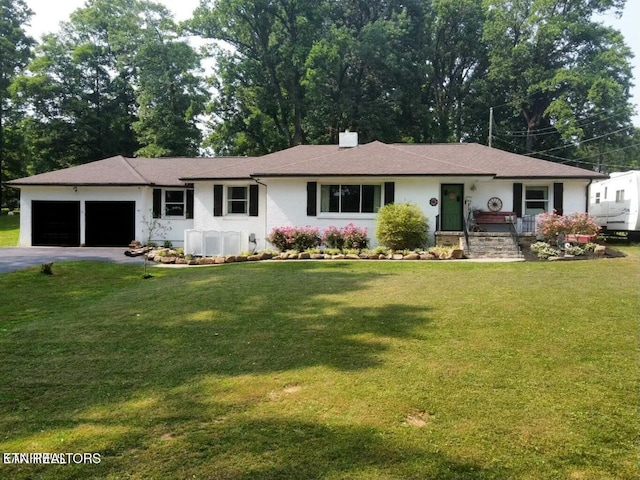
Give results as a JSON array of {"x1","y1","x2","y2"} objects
[
  {"x1": 565, "y1": 245, "x2": 585, "y2": 256},
  {"x1": 267, "y1": 225, "x2": 321, "y2": 252},
  {"x1": 530, "y1": 241, "x2": 561, "y2": 259},
  {"x1": 322, "y1": 223, "x2": 369, "y2": 251},
  {"x1": 376, "y1": 203, "x2": 428, "y2": 251},
  {"x1": 0, "y1": 0, "x2": 34, "y2": 206},
  {"x1": 536, "y1": 211, "x2": 600, "y2": 240}
]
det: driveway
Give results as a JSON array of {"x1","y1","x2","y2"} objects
[{"x1": 0, "y1": 247, "x2": 144, "y2": 273}]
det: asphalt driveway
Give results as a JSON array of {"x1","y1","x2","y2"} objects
[{"x1": 0, "y1": 247, "x2": 144, "y2": 273}]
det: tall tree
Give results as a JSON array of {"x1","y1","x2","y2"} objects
[
  {"x1": 0, "y1": 0, "x2": 33, "y2": 206},
  {"x1": 13, "y1": 0, "x2": 205, "y2": 172},
  {"x1": 483, "y1": 0, "x2": 634, "y2": 160}
]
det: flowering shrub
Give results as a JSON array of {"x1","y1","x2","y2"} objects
[
  {"x1": 321, "y1": 224, "x2": 369, "y2": 250},
  {"x1": 338, "y1": 223, "x2": 369, "y2": 250},
  {"x1": 536, "y1": 211, "x2": 600, "y2": 240},
  {"x1": 267, "y1": 226, "x2": 321, "y2": 252},
  {"x1": 322, "y1": 226, "x2": 344, "y2": 250}
]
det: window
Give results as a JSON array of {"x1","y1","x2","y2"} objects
[
  {"x1": 165, "y1": 190, "x2": 185, "y2": 217},
  {"x1": 525, "y1": 186, "x2": 549, "y2": 215},
  {"x1": 595, "y1": 192, "x2": 600, "y2": 204},
  {"x1": 320, "y1": 184, "x2": 381, "y2": 213},
  {"x1": 227, "y1": 186, "x2": 248, "y2": 214},
  {"x1": 616, "y1": 189, "x2": 625, "y2": 202}
]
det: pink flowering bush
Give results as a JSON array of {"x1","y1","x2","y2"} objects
[
  {"x1": 536, "y1": 211, "x2": 600, "y2": 240},
  {"x1": 267, "y1": 226, "x2": 321, "y2": 251},
  {"x1": 340, "y1": 223, "x2": 369, "y2": 250},
  {"x1": 322, "y1": 224, "x2": 369, "y2": 250},
  {"x1": 322, "y1": 226, "x2": 344, "y2": 250}
]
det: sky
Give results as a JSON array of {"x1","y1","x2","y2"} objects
[{"x1": 23, "y1": 0, "x2": 640, "y2": 126}]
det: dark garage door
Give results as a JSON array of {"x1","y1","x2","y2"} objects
[
  {"x1": 85, "y1": 201, "x2": 135, "y2": 247},
  {"x1": 32, "y1": 201, "x2": 81, "y2": 246}
]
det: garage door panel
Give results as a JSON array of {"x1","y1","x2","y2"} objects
[
  {"x1": 85, "y1": 201, "x2": 135, "y2": 247},
  {"x1": 32, "y1": 201, "x2": 80, "y2": 246}
]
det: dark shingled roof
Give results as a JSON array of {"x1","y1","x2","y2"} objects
[
  {"x1": 183, "y1": 142, "x2": 606, "y2": 180},
  {"x1": 8, "y1": 142, "x2": 606, "y2": 187}
]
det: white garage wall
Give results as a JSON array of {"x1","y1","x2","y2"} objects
[{"x1": 17, "y1": 186, "x2": 189, "y2": 247}]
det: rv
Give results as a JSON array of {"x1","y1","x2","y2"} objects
[{"x1": 589, "y1": 170, "x2": 640, "y2": 241}]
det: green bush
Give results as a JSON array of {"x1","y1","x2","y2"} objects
[{"x1": 376, "y1": 203, "x2": 428, "y2": 251}]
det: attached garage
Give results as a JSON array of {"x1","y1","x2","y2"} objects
[
  {"x1": 32, "y1": 201, "x2": 80, "y2": 246},
  {"x1": 85, "y1": 201, "x2": 135, "y2": 247}
]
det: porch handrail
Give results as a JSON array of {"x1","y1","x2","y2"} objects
[
  {"x1": 507, "y1": 215, "x2": 519, "y2": 255},
  {"x1": 462, "y1": 202, "x2": 471, "y2": 255}
]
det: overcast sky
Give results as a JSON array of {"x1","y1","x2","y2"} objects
[{"x1": 23, "y1": 0, "x2": 640, "y2": 126}]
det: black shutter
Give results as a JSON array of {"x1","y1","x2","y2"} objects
[
  {"x1": 249, "y1": 184, "x2": 259, "y2": 216},
  {"x1": 384, "y1": 182, "x2": 395, "y2": 205},
  {"x1": 186, "y1": 189, "x2": 194, "y2": 219},
  {"x1": 513, "y1": 183, "x2": 523, "y2": 217},
  {"x1": 553, "y1": 183, "x2": 564, "y2": 215},
  {"x1": 307, "y1": 182, "x2": 317, "y2": 216},
  {"x1": 213, "y1": 185, "x2": 223, "y2": 217},
  {"x1": 152, "y1": 188, "x2": 162, "y2": 218}
]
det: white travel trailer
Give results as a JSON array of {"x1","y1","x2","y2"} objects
[{"x1": 589, "y1": 170, "x2": 640, "y2": 241}]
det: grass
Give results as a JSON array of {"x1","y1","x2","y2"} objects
[
  {"x1": 0, "y1": 214, "x2": 20, "y2": 247},
  {"x1": 0, "y1": 250, "x2": 638, "y2": 479}
]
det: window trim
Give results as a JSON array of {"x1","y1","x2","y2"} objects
[
  {"x1": 226, "y1": 185, "x2": 249, "y2": 215},
  {"x1": 319, "y1": 183, "x2": 383, "y2": 215},
  {"x1": 524, "y1": 185, "x2": 550, "y2": 215},
  {"x1": 164, "y1": 189, "x2": 186, "y2": 218}
]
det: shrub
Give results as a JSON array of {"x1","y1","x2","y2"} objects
[
  {"x1": 536, "y1": 211, "x2": 600, "y2": 240},
  {"x1": 376, "y1": 203, "x2": 428, "y2": 250},
  {"x1": 341, "y1": 223, "x2": 369, "y2": 250},
  {"x1": 530, "y1": 241, "x2": 561, "y2": 259},
  {"x1": 267, "y1": 226, "x2": 321, "y2": 252},
  {"x1": 322, "y1": 226, "x2": 344, "y2": 250}
]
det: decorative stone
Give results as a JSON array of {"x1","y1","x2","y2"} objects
[
  {"x1": 248, "y1": 255, "x2": 262, "y2": 261},
  {"x1": 175, "y1": 257, "x2": 187, "y2": 265},
  {"x1": 214, "y1": 256, "x2": 226, "y2": 264},
  {"x1": 392, "y1": 253, "x2": 404, "y2": 260},
  {"x1": 594, "y1": 245, "x2": 606, "y2": 257},
  {"x1": 259, "y1": 252, "x2": 274, "y2": 260},
  {"x1": 310, "y1": 253, "x2": 325, "y2": 259},
  {"x1": 450, "y1": 249, "x2": 464, "y2": 259},
  {"x1": 159, "y1": 256, "x2": 177, "y2": 264},
  {"x1": 365, "y1": 253, "x2": 378, "y2": 259},
  {"x1": 200, "y1": 257, "x2": 215, "y2": 265},
  {"x1": 345, "y1": 254, "x2": 360, "y2": 260},
  {"x1": 420, "y1": 253, "x2": 436, "y2": 260},
  {"x1": 332, "y1": 254, "x2": 345, "y2": 260},
  {"x1": 403, "y1": 253, "x2": 420, "y2": 260},
  {"x1": 236, "y1": 255, "x2": 248, "y2": 262},
  {"x1": 298, "y1": 252, "x2": 311, "y2": 259},
  {"x1": 225, "y1": 256, "x2": 236, "y2": 263}
]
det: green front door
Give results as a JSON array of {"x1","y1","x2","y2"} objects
[{"x1": 441, "y1": 184, "x2": 463, "y2": 231}]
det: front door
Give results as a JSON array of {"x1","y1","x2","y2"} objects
[{"x1": 441, "y1": 184, "x2": 463, "y2": 231}]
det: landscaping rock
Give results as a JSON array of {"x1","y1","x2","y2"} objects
[
  {"x1": 175, "y1": 257, "x2": 187, "y2": 265},
  {"x1": 345, "y1": 254, "x2": 360, "y2": 260},
  {"x1": 420, "y1": 253, "x2": 436, "y2": 260},
  {"x1": 236, "y1": 255, "x2": 248, "y2": 262},
  {"x1": 392, "y1": 253, "x2": 404, "y2": 260},
  {"x1": 332, "y1": 254, "x2": 345, "y2": 260},
  {"x1": 451, "y1": 249, "x2": 464, "y2": 259},
  {"x1": 403, "y1": 253, "x2": 420, "y2": 260},
  {"x1": 225, "y1": 256, "x2": 236, "y2": 263},
  {"x1": 310, "y1": 253, "x2": 325, "y2": 260},
  {"x1": 594, "y1": 245, "x2": 606, "y2": 257},
  {"x1": 159, "y1": 256, "x2": 177, "y2": 264},
  {"x1": 259, "y1": 252, "x2": 274, "y2": 260},
  {"x1": 214, "y1": 256, "x2": 226, "y2": 264},
  {"x1": 200, "y1": 257, "x2": 215, "y2": 265},
  {"x1": 298, "y1": 252, "x2": 311, "y2": 259},
  {"x1": 248, "y1": 254, "x2": 262, "y2": 261}
]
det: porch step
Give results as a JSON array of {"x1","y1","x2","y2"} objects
[{"x1": 464, "y1": 233, "x2": 522, "y2": 259}]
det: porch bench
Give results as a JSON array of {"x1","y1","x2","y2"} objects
[{"x1": 473, "y1": 211, "x2": 517, "y2": 225}]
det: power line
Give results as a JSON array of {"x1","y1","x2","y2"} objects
[{"x1": 521, "y1": 126, "x2": 635, "y2": 156}]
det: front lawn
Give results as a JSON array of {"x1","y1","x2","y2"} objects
[
  {"x1": 0, "y1": 251, "x2": 638, "y2": 479},
  {"x1": 0, "y1": 214, "x2": 20, "y2": 247}
]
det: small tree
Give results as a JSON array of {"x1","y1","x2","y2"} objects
[
  {"x1": 141, "y1": 212, "x2": 171, "y2": 278},
  {"x1": 376, "y1": 203, "x2": 428, "y2": 251}
]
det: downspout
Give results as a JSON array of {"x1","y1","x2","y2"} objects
[
  {"x1": 253, "y1": 177, "x2": 268, "y2": 251},
  {"x1": 586, "y1": 179, "x2": 593, "y2": 213}
]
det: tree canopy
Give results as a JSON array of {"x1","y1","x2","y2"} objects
[{"x1": 1, "y1": 0, "x2": 638, "y2": 207}]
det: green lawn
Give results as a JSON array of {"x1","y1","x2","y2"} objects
[
  {"x1": 0, "y1": 252, "x2": 638, "y2": 479},
  {"x1": 0, "y1": 214, "x2": 20, "y2": 246}
]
